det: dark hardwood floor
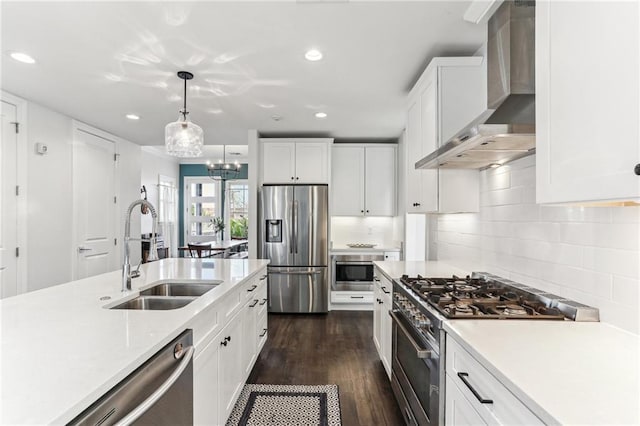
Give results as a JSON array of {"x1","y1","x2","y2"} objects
[{"x1": 248, "y1": 311, "x2": 405, "y2": 426}]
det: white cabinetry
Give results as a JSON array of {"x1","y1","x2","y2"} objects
[
  {"x1": 331, "y1": 144, "x2": 396, "y2": 216},
  {"x1": 405, "y1": 58, "x2": 484, "y2": 213},
  {"x1": 536, "y1": 1, "x2": 640, "y2": 204},
  {"x1": 373, "y1": 266, "x2": 392, "y2": 378},
  {"x1": 261, "y1": 138, "x2": 331, "y2": 184},
  {"x1": 445, "y1": 335, "x2": 543, "y2": 425},
  {"x1": 192, "y1": 266, "x2": 268, "y2": 426}
]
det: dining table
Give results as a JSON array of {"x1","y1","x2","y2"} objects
[{"x1": 177, "y1": 239, "x2": 248, "y2": 258}]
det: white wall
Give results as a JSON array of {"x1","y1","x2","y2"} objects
[
  {"x1": 330, "y1": 216, "x2": 398, "y2": 248},
  {"x1": 22, "y1": 98, "x2": 153, "y2": 292},
  {"x1": 26, "y1": 103, "x2": 74, "y2": 291},
  {"x1": 434, "y1": 155, "x2": 640, "y2": 334}
]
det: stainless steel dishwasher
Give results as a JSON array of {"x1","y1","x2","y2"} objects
[{"x1": 69, "y1": 329, "x2": 194, "y2": 426}]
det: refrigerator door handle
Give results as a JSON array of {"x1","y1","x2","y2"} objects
[
  {"x1": 288, "y1": 200, "x2": 294, "y2": 254},
  {"x1": 293, "y1": 200, "x2": 299, "y2": 254}
]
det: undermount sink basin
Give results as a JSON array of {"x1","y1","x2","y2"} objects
[
  {"x1": 109, "y1": 281, "x2": 222, "y2": 310},
  {"x1": 140, "y1": 282, "x2": 221, "y2": 297},
  {"x1": 110, "y1": 295, "x2": 196, "y2": 310}
]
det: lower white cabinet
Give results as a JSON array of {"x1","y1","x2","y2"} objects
[
  {"x1": 193, "y1": 331, "x2": 221, "y2": 425},
  {"x1": 445, "y1": 374, "x2": 486, "y2": 426},
  {"x1": 192, "y1": 267, "x2": 269, "y2": 425},
  {"x1": 373, "y1": 266, "x2": 392, "y2": 378},
  {"x1": 445, "y1": 335, "x2": 543, "y2": 425}
]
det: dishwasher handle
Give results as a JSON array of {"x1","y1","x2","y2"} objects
[{"x1": 115, "y1": 345, "x2": 194, "y2": 426}]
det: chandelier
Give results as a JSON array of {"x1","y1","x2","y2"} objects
[
  {"x1": 165, "y1": 71, "x2": 203, "y2": 157},
  {"x1": 208, "y1": 145, "x2": 241, "y2": 181}
]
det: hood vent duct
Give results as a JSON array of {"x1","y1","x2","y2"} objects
[{"x1": 416, "y1": 0, "x2": 536, "y2": 170}]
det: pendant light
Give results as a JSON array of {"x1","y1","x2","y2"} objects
[
  {"x1": 208, "y1": 145, "x2": 241, "y2": 181},
  {"x1": 165, "y1": 71, "x2": 203, "y2": 157}
]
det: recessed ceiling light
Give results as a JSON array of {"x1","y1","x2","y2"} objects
[
  {"x1": 9, "y1": 51, "x2": 36, "y2": 64},
  {"x1": 305, "y1": 49, "x2": 323, "y2": 61},
  {"x1": 489, "y1": 163, "x2": 501, "y2": 168},
  {"x1": 271, "y1": 114, "x2": 283, "y2": 121},
  {"x1": 125, "y1": 114, "x2": 140, "y2": 120},
  {"x1": 315, "y1": 112, "x2": 327, "y2": 119}
]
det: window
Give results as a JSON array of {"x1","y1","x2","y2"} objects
[
  {"x1": 184, "y1": 177, "x2": 221, "y2": 243},
  {"x1": 225, "y1": 180, "x2": 249, "y2": 240}
]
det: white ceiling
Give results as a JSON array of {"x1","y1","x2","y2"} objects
[{"x1": 1, "y1": 1, "x2": 485, "y2": 147}]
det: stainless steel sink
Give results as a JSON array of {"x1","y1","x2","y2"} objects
[
  {"x1": 140, "y1": 282, "x2": 221, "y2": 297},
  {"x1": 110, "y1": 296, "x2": 196, "y2": 310},
  {"x1": 109, "y1": 281, "x2": 222, "y2": 310}
]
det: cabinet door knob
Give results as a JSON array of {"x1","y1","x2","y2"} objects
[
  {"x1": 221, "y1": 340, "x2": 228, "y2": 347},
  {"x1": 291, "y1": 176, "x2": 294, "y2": 180},
  {"x1": 635, "y1": 163, "x2": 640, "y2": 175},
  {"x1": 361, "y1": 210, "x2": 364, "y2": 213},
  {"x1": 416, "y1": 203, "x2": 421, "y2": 207},
  {"x1": 296, "y1": 177, "x2": 299, "y2": 180},
  {"x1": 366, "y1": 210, "x2": 369, "y2": 213}
]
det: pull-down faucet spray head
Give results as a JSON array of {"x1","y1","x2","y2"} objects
[{"x1": 122, "y1": 199, "x2": 158, "y2": 292}]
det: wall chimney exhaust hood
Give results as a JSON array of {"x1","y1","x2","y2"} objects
[{"x1": 416, "y1": 0, "x2": 535, "y2": 170}]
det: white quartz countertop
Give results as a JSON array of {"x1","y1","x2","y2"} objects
[
  {"x1": 444, "y1": 321, "x2": 640, "y2": 425},
  {"x1": 0, "y1": 258, "x2": 269, "y2": 425},
  {"x1": 373, "y1": 260, "x2": 471, "y2": 280}
]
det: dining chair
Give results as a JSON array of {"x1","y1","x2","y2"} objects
[{"x1": 187, "y1": 243, "x2": 213, "y2": 258}]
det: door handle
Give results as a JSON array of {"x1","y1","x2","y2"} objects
[
  {"x1": 389, "y1": 310, "x2": 433, "y2": 359},
  {"x1": 78, "y1": 247, "x2": 92, "y2": 253},
  {"x1": 293, "y1": 200, "x2": 298, "y2": 254},
  {"x1": 114, "y1": 346, "x2": 194, "y2": 426},
  {"x1": 457, "y1": 372, "x2": 493, "y2": 404}
]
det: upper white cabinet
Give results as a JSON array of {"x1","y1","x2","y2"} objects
[
  {"x1": 536, "y1": 1, "x2": 640, "y2": 204},
  {"x1": 331, "y1": 144, "x2": 396, "y2": 216},
  {"x1": 261, "y1": 138, "x2": 331, "y2": 184},
  {"x1": 405, "y1": 58, "x2": 484, "y2": 213}
]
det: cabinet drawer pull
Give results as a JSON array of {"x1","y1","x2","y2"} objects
[
  {"x1": 457, "y1": 372, "x2": 493, "y2": 404},
  {"x1": 635, "y1": 163, "x2": 640, "y2": 175},
  {"x1": 249, "y1": 299, "x2": 259, "y2": 307},
  {"x1": 221, "y1": 340, "x2": 228, "y2": 347},
  {"x1": 260, "y1": 275, "x2": 267, "y2": 280},
  {"x1": 350, "y1": 296, "x2": 364, "y2": 299},
  {"x1": 381, "y1": 286, "x2": 390, "y2": 294},
  {"x1": 259, "y1": 328, "x2": 268, "y2": 337},
  {"x1": 259, "y1": 298, "x2": 267, "y2": 305},
  {"x1": 247, "y1": 284, "x2": 258, "y2": 292}
]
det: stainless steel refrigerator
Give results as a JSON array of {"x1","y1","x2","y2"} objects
[{"x1": 258, "y1": 185, "x2": 329, "y2": 313}]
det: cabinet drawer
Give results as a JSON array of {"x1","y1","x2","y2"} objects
[
  {"x1": 188, "y1": 302, "x2": 220, "y2": 351},
  {"x1": 257, "y1": 310, "x2": 268, "y2": 350},
  {"x1": 331, "y1": 291, "x2": 373, "y2": 304},
  {"x1": 256, "y1": 282, "x2": 268, "y2": 317},
  {"x1": 446, "y1": 336, "x2": 543, "y2": 426}
]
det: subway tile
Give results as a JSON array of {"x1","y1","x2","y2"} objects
[
  {"x1": 510, "y1": 165, "x2": 536, "y2": 188},
  {"x1": 583, "y1": 246, "x2": 640, "y2": 279},
  {"x1": 484, "y1": 187, "x2": 523, "y2": 207},
  {"x1": 595, "y1": 300, "x2": 640, "y2": 335},
  {"x1": 559, "y1": 223, "x2": 639, "y2": 251},
  {"x1": 611, "y1": 276, "x2": 640, "y2": 307},
  {"x1": 512, "y1": 222, "x2": 561, "y2": 242},
  {"x1": 485, "y1": 167, "x2": 511, "y2": 191},
  {"x1": 611, "y1": 206, "x2": 640, "y2": 223}
]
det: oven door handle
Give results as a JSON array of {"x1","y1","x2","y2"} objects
[{"x1": 389, "y1": 310, "x2": 433, "y2": 359}]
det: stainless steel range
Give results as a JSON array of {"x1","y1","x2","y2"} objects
[{"x1": 390, "y1": 272, "x2": 599, "y2": 426}]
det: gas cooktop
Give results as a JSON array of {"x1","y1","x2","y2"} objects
[{"x1": 399, "y1": 274, "x2": 597, "y2": 321}]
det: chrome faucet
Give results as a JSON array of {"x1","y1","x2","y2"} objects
[{"x1": 123, "y1": 199, "x2": 158, "y2": 292}]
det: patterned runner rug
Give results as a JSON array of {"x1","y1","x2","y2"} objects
[{"x1": 226, "y1": 384, "x2": 342, "y2": 426}]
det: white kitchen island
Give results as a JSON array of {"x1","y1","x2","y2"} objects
[{"x1": 0, "y1": 258, "x2": 269, "y2": 425}]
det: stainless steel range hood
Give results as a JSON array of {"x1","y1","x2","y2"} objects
[{"x1": 416, "y1": 0, "x2": 536, "y2": 170}]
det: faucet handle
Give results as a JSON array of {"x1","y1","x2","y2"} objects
[{"x1": 130, "y1": 260, "x2": 142, "y2": 279}]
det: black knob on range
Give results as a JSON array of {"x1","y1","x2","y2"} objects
[{"x1": 635, "y1": 163, "x2": 640, "y2": 175}]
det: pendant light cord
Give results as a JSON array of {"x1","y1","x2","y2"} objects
[{"x1": 182, "y1": 77, "x2": 187, "y2": 120}]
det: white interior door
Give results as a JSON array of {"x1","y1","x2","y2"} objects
[
  {"x1": 0, "y1": 100, "x2": 18, "y2": 298},
  {"x1": 73, "y1": 128, "x2": 117, "y2": 279}
]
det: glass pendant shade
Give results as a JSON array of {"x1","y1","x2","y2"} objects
[
  {"x1": 165, "y1": 71, "x2": 203, "y2": 157},
  {"x1": 165, "y1": 114, "x2": 203, "y2": 157}
]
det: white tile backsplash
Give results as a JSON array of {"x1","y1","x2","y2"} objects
[
  {"x1": 330, "y1": 216, "x2": 396, "y2": 247},
  {"x1": 435, "y1": 156, "x2": 640, "y2": 334}
]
